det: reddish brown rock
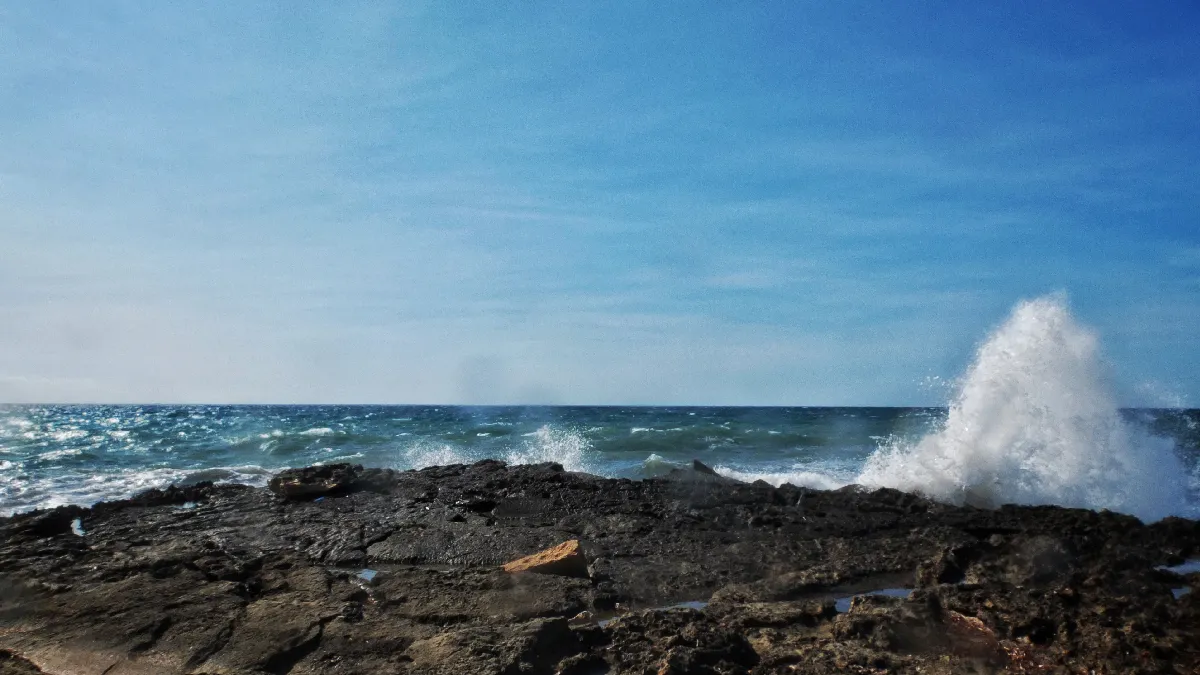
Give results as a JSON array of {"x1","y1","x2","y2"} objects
[
  {"x1": 945, "y1": 610, "x2": 1006, "y2": 663},
  {"x1": 502, "y1": 540, "x2": 590, "y2": 578}
]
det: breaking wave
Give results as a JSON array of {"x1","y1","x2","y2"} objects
[
  {"x1": 858, "y1": 294, "x2": 1191, "y2": 522},
  {"x1": 506, "y1": 425, "x2": 592, "y2": 473},
  {"x1": 0, "y1": 465, "x2": 272, "y2": 517},
  {"x1": 401, "y1": 425, "x2": 593, "y2": 474}
]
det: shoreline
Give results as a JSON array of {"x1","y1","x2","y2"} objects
[{"x1": 1, "y1": 460, "x2": 1198, "y2": 673}]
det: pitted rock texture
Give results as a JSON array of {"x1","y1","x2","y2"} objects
[{"x1": 0, "y1": 460, "x2": 1197, "y2": 674}]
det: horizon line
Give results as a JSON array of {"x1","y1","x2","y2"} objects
[{"x1": 1, "y1": 402, "x2": 1194, "y2": 411}]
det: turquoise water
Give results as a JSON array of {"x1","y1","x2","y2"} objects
[{"x1": 2, "y1": 405, "x2": 1197, "y2": 518}]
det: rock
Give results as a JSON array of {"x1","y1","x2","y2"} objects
[
  {"x1": 267, "y1": 463, "x2": 359, "y2": 499},
  {"x1": 502, "y1": 539, "x2": 590, "y2": 578},
  {"x1": 691, "y1": 459, "x2": 719, "y2": 476},
  {"x1": 0, "y1": 650, "x2": 44, "y2": 675},
  {"x1": 1, "y1": 460, "x2": 1198, "y2": 674},
  {"x1": 944, "y1": 610, "x2": 1006, "y2": 662}
]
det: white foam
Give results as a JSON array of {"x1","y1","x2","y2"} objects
[
  {"x1": 714, "y1": 465, "x2": 852, "y2": 491},
  {"x1": 32, "y1": 448, "x2": 84, "y2": 462},
  {"x1": 858, "y1": 294, "x2": 1192, "y2": 522},
  {"x1": 299, "y1": 427, "x2": 335, "y2": 436},
  {"x1": 50, "y1": 429, "x2": 89, "y2": 443},
  {"x1": 640, "y1": 453, "x2": 684, "y2": 477},
  {"x1": 0, "y1": 464, "x2": 273, "y2": 516},
  {"x1": 505, "y1": 425, "x2": 592, "y2": 473},
  {"x1": 403, "y1": 442, "x2": 474, "y2": 469}
]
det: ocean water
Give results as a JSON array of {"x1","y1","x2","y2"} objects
[
  {"x1": 2, "y1": 404, "x2": 1196, "y2": 520},
  {"x1": 2, "y1": 297, "x2": 1199, "y2": 521}
]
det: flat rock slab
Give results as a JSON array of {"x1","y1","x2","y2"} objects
[{"x1": 1, "y1": 460, "x2": 1198, "y2": 674}]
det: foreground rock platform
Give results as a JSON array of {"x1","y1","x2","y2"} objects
[{"x1": 1, "y1": 460, "x2": 1197, "y2": 674}]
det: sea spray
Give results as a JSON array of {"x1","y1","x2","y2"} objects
[
  {"x1": 4, "y1": 403, "x2": 1196, "y2": 516},
  {"x1": 507, "y1": 425, "x2": 592, "y2": 473},
  {"x1": 858, "y1": 294, "x2": 1189, "y2": 521},
  {"x1": 399, "y1": 425, "x2": 593, "y2": 473}
]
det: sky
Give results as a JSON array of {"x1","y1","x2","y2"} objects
[{"x1": 1, "y1": 1, "x2": 1198, "y2": 406}]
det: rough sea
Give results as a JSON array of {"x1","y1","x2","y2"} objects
[
  {"x1": 2, "y1": 404, "x2": 1197, "y2": 521},
  {"x1": 3, "y1": 296, "x2": 1199, "y2": 522}
]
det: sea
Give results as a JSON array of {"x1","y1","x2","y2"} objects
[{"x1": 2, "y1": 296, "x2": 1199, "y2": 522}]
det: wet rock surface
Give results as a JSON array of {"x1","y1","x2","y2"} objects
[{"x1": 0, "y1": 461, "x2": 1197, "y2": 674}]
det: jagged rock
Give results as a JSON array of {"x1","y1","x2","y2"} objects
[
  {"x1": 502, "y1": 539, "x2": 590, "y2": 578},
  {"x1": 267, "y1": 463, "x2": 359, "y2": 499},
  {"x1": 0, "y1": 461, "x2": 1197, "y2": 674}
]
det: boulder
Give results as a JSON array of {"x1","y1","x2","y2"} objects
[
  {"x1": 267, "y1": 464, "x2": 360, "y2": 500},
  {"x1": 502, "y1": 540, "x2": 589, "y2": 578}
]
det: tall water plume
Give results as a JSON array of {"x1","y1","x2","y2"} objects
[{"x1": 858, "y1": 294, "x2": 1189, "y2": 521}]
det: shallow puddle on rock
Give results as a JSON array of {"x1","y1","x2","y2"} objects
[
  {"x1": 176, "y1": 501, "x2": 198, "y2": 510},
  {"x1": 358, "y1": 569, "x2": 378, "y2": 583},
  {"x1": 70, "y1": 518, "x2": 85, "y2": 537},
  {"x1": 1161, "y1": 559, "x2": 1200, "y2": 575},
  {"x1": 834, "y1": 587, "x2": 910, "y2": 613},
  {"x1": 596, "y1": 600, "x2": 709, "y2": 628},
  {"x1": 1173, "y1": 587, "x2": 1192, "y2": 599}
]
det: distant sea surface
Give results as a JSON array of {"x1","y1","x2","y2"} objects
[{"x1": 2, "y1": 404, "x2": 1198, "y2": 520}]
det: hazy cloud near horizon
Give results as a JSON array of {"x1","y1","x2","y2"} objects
[{"x1": 1, "y1": 2, "x2": 1198, "y2": 405}]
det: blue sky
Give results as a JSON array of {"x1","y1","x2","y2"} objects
[{"x1": 1, "y1": 1, "x2": 1198, "y2": 405}]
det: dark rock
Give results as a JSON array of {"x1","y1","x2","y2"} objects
[
  {"x1": 0, "y1": 650, "x2": 44, "y2": 675},
  {"x1": 267, "y1": 463, "x2": 360, "y2": 499},
  {"x1": 0, "y1": 461, "x2": 1196, "y2": 674}
]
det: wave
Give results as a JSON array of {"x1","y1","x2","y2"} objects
[
  {"x1": 397, "y1": 424, "x2": 593, "y2": 474},
  {"x1": 714, "y1": 464, "x2": 855, "y2": 491},
  {"x1": 640, "y1": 453, "x2": 685, "y2": 477},
  {"x1": 505, "y1": 425, "x2": 593, "y2": 473},
  {"x1": 403, "y1": 442, "x2": 476, "y2": 469},
  {"x1": 858, "y1": 294, "x2": 1192, "y2": 521},
  {"x1": 299, "y1": 427, "x2": 335, "y2": 436},
  {"x1": 0, "y1": 464, "x2": 272, "y2": 517}
]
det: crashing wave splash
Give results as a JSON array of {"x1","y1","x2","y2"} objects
[
  {"x1": 403, "y1": 425, "x2": 593, "y2": 474},
  {"x1": 858, "y1": 294, "x2": 1189, "y2": 522}
]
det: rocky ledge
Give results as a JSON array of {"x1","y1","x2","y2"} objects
[{"x1": 1, "y1": 461, "x2": 1197, "y2": 674}]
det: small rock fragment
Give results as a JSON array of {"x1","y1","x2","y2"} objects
[{"x1": 568, "y1": 610, "x2": 595, "y2": 627}]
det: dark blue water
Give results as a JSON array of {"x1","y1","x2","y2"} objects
[{"x1": 1, "y1": 405, "x2": 1197, "y2": 519}]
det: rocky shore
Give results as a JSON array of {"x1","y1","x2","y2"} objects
[{"x1": 1, "y1": 460, "x2": 1197, "y2": 674}]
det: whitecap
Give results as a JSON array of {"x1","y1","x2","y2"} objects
[
  {"x1": 50, "y1": 429, "x2": 88, "y2": 443},
  {"x1": 299, "y1": 427, "x2": 335, "y2": 436},
  {"x1": 34, "y1": 448, "x2": 83, "y2": 462},
  {"x1": 641, "y1": 453, "x2": 684, "y2": 477}
]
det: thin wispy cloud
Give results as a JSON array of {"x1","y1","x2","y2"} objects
[{"x1": 1, "y1": 1, "x2": 1197, "y2": 404}]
